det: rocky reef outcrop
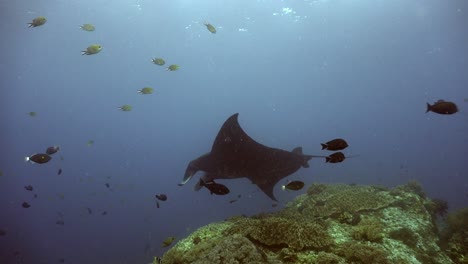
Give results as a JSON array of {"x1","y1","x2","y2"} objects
[{"x1": 160, "y1": 182, "x2": 465, "y2": 264}]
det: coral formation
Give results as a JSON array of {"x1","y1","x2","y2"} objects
[
  {"x1": 351, "y1": 217, "x2": 384, "y2": 243},
  {"x1": 441, "y1": 208, "x2": 468, "y2": 264},
  {"x1": 389, "y1": 227, "x2": 419, "y2": 248},
  {"x1": 336, "y1": 242, "x2": 390, "y2": 264},
  {"x1": 224, "y1": 216, "x2": 333, "y2": 251},
  {"x1": 160, "y1": 183, "x2": 458, "y2": 264}
]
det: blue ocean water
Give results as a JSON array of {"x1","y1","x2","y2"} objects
[{"x1": 1, "y1": 0, "x2": 467, "y2": 263}]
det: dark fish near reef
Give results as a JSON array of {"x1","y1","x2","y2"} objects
[
  {"x1": 426, "y1": 100, "x2": 458, "y2": 115},
  {"x1": 180, "y1": 113, "x2": 320, "y2": 201},
  {"x1": 153, "y1": 257, "x2": 163, "y2": 264},
  {"x1": 325, "y1": 152, "x2": 346, "y2": 163},
  {"x1": 24, "y1": 185, "x2": 33, "y2": 191},
  {"x1": 57, "y1": 169, "x2": 62, "y2": 175},
  {"x1": 22, "y1": 202, "x2": 31, "y2": 208},
  {"x1": 321, "y1": 138, "x2": 348, "y2": 151},
  {"x1": 325, "y1": 152, "x2": 359, "y2": 163},
  {"x1": 25, "y1": 153, "x2": 52, "y2": 164},
  {"x1": 282, "y1": 180, "x2": 305, "y2": 191},
  {"x1": 155, "y1": 194, "x2": 167, "y2": 201},
  {"x1": 195, "y1": 178, "x2": 230, "y2": 195},
  {"x1": 46, "y1": 146, "x2": 60, "y2": 155},
  {"x1": 162, "y1": 236, "x2": 176, "y2": 247}
]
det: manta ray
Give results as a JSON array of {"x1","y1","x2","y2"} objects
[{"x1": 180, "y1": 113, "x2": 317, "y2": 201}]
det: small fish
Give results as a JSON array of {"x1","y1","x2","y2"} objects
[
  {"x1": 28, "y1": 16, "x2": 46, "y2": 27},
  {"x1": 321, "y1": 138, "x2": 348, "y2": 151},
  {"x1": 0, "y1": 228, "x2": 6, "y2": 236},
  {"x1": 426, "y1": 100, "x2": 458, "y2": 115},
  {"x1": 325, "y1": 152, "x2": 360, "y2": 163},
  {"x1": 87, "y1": 140, "x2": 94, "y2": 146},
  {"x1": 57, "y1": 169, "x2": 62, "y2": 175},
  {"x1": 102, "y1": 211, "x2": 107, "y2": 215},
  {"x1": 34, "y1": 194, "x2": 38, "y2": 198},
  {"x1": 325, "y1": 152, "x2": 346, "y2": 163},
  {"x1": 166, "y1": 64, "x2": 179, "y2": 71},
  {"x1": 0, "y1": 170, "x2": 3, "y2": 176},
  {"x1": 45, "y1": 146, "x2": 60, "y2": 155},
  {"x1": 28, "y1": 111, "x2": 37, "y2": 117},
  {"x1": 24, "y1": 185, "x2": 33, "y2": 191},
  {"x1": 25, "y1": 153, "x2": 52, "y2": 164},
  {"x1": 282, "y1": 180, "x2": 305, "y2": 191},
  {"x1": 105, "y1": 183, "x2": 110, "y2": 188},
  {"x1": 464, "y1": 98, "x2": 468, "y2": 103},
  {"x1": 156, "y1": 201, "x2": 160, "y2": 208},
  {"x1": 152, "y1": 58, "x2": 165, "y2": 66},
  {"x1": 87, "y1": 207, "x2": 92, "y2": 215},
  {"x1": 118, "y1": 105, "x2": 132, "y2": 111},
  {"x1": 228, "y1": 199, "x2": 238, "y2": 204},
  {"x1": 162, "y1": 236, "x2": 176, "y2": 247},
  {"x1": 204, "y1": 23, "x2": 216, "y2": 34},
  {"x1": 56, "y1": 220, "x2": 64, "y2": 226},
  {"x1": 155, "y1": 194, "x2": 167, "y2": 201},
  {"x1": 198, "y1": 179, "x2": 230, "y2": 195},
  {"x1": 272, "y1": 203, "x2": 278, "y2": 208},
  {"x1": 22, "y1": 202, "x2": 31, "y2": 208},
  {"x1": 137, "y1": 87, "x2": 154, "y2": 95},
  {"x1": 58, "y1": 257, "x2": 65, "y2": 263},
  {"x1": 80, "y1": 23, "x2": 95, "y2": 31},
  {"x1": 153, "y1": 256, "x2": 163, "y2": 264}
]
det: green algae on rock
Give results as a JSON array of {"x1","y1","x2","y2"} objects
[{"x1": 160, "y1": 183, "x2": 457, "y2": 264}]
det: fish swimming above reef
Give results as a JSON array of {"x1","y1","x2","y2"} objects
[
  {"x1": 162, "y1": 236, "x2": 176, "y2": 247},
  {"x1": 282, "y1": 180, "x2": 305, "y2": 191},
  {"x1": 180, "y1": 113, "x2": 321, "y2": 201},
  {"x1": 194, "y1": 177, "x2": 230, "y2": 195},
  {"x1": 46, "y1": 146, "x2": 60, "y2": 155},
  {"x1": 25, "y1": 153, "x2": 52, "y2": 164},
  {"x1": 325, "y1": 152, "x2": 359, "y2": 163},
  {"x1": 326, "y1": 152, "x2": 345, "y2": 163},
  {"x1": 321, "y1": 138, "x2": 348, "y2": 151},
  {"x1": 426, "y1": 100, "x2": 458, "y2": 115},
  {"x1": 155, "y1": 194, "x2": 167, "y2": 201}
]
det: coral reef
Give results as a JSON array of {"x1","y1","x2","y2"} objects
[
  {"x1": 441, "y1": 208, "x2": 468, "y2": 264},
  {"x1": 160, "y1": 183, "x2": 458, "y2": 264}
]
